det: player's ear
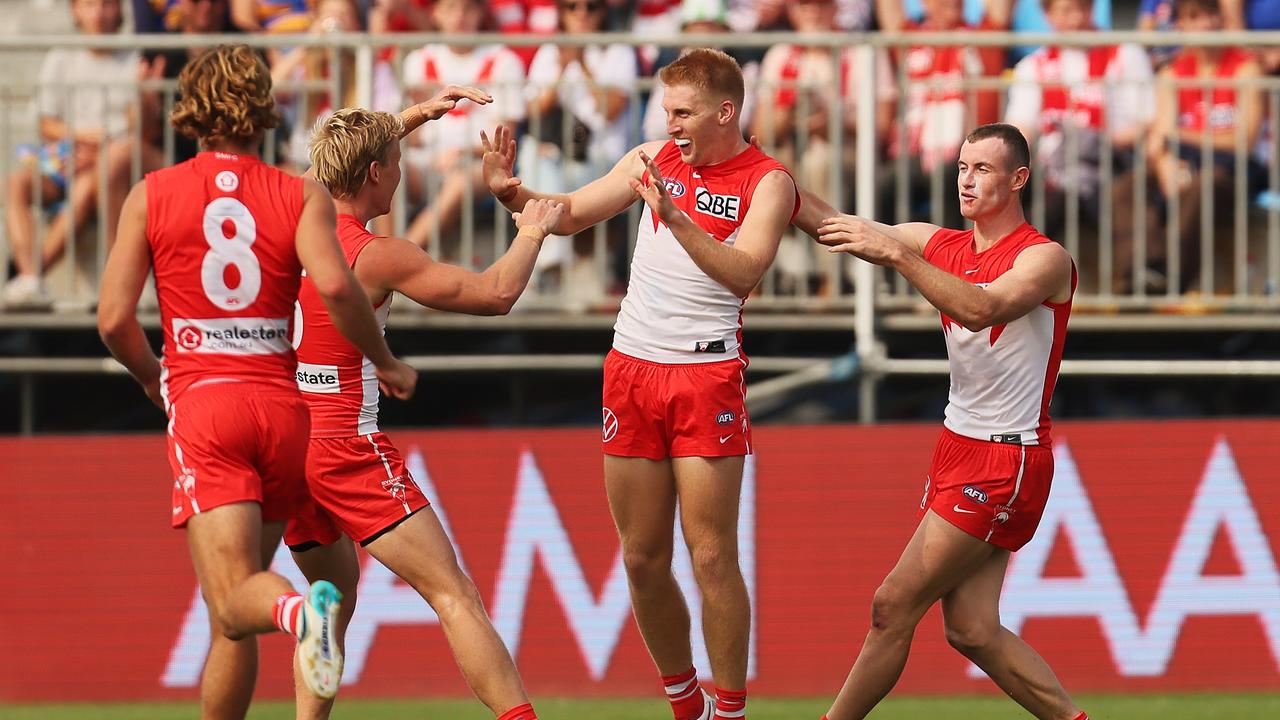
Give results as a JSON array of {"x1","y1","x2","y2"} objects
[
  {"x1": 1010, "y1": 166, "x2": 1030, "y2": 194},
  {"x1": 367, "y1": 160, "x2": 381, "y2": 186},
  {"x1": 718, "y1": 99, "x2": 737, "y2": 127}
]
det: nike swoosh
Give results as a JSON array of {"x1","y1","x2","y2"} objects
[
  {"x1": 719, "y1": 435, "x2": 734, "y2": 444},
  {"x1": 953, "y1": 504, "x2": 978, "y2": 515},
  {"x1": 964, "y1": 269, "x2": 979, "y2": 275}
]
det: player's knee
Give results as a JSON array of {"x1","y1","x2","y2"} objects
[
  {"x1": 688, "y1": 542, "x2": 737, "y2": 586},
  {"x1": 7, "y1": 170, "x2": 30, "y2": 203},
  {"x1": 869, "y1": 583, "x2": 915, "y2": 632},
  {"x1": 621, "y1": 546, "x2": 673, "y2": 585},
  {"x1": 944, "y1": 620, "x2": 997, "y2": 657},
  {"x1": 420, "y1": 566, "x2": 484, "y2": 617}
]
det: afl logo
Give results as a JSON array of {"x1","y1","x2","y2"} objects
[
  {"x1": 176, "y1": 324, "x2": 203, "y2": 350},
  {"x1": 602, "y1": 407, "x2": 618, "y2": 442},
  {"x1": 664, "y1": 179, "x2": 685, "y2": 198},
  {"x1": 215, "y1": 170, "x2": 239, "y2": 192}
]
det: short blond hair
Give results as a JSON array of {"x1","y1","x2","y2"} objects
[
  {"x1": 658, "y1": 47, "x2": 744, "y2": 111},
  {"x1": 309, "y1": 108, "x2": 405, "y2": 200},
  {"x1": 171, "y1": 45, "x2": 279, "y2": 147}
]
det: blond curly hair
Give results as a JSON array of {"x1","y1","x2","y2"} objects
[
  {"x1": 171, "y1": 45, "x2": 280, "y2": 148},
  {"x1": 308, "y1": 108, "x2": 404, "y2": 200}
]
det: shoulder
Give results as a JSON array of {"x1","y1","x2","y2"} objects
[{"x1": 1013, "y1": 233, "x2": 1073, "y2": 272}]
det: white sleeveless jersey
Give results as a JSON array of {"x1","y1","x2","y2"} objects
[
  {"x1": 612, "y1": 141, "x2": 796, "y2": 364},
  {"x1": 924, "y1": 224, "x2": 1075, "y2": 447}
]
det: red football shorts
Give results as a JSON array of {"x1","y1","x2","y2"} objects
[
  {"x1": 285, "y1": 432, "x2": 430, "y2": 548},
  {"x1": 167, "y1": 382, "x2": 311, "y2": 529},
  {"x1": 601, "y1": 349, "x2": 751, "y2": 460},
  {"x1": 918, "y1": 428, "x2": 1053, "y2": 551}
]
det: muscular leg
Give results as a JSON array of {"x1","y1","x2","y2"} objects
[
  {"x1": 941, "y1": 550, "x2": 1082, "y2": 720},
  {"x1": 187, "y1": 503, "x2": 292, "y2": 720},
  {"x1": 672, "y1": 455, "x2": 749, "y2": 691},
  {"x1": 291, "y1": 536, "x2": 362, "y2": 720},
  {"x1": 604, "y1": 455, "x2": 693, "y2": 676},
  {"x1": 825, "y1": 511, "x2": 995, "y2": 720},
  {"x1": 365, "y1": 509, "x2": 530, "y2": 715}
]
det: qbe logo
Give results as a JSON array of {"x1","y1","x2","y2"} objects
[
  {"x1": 602, "y1": 407, "x2": 618, "y2": 442},
  {"x1": 962, "y1": 485, "x2": 988, "y2": 504},
  {"x1": 664, "y1": 179, "x2": 686, "y2": 198},
  {"x1": 695, "y1": 188, "x2": 741, "y2": 222}
]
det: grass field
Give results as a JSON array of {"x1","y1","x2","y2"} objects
[{"x1": 3, "y1": 694, "x2": 1279, "y2": 719}]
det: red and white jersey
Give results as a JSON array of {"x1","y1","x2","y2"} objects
[
  {"x1": 147, "y1": 151, "x2": 303, "y2": 408},
  {"x1": 923, "y1": 224, "x2": 1075, "y2": 447},
  {"x1": 292, "y1": 214, "x2": 392, "y2": 438},
  {"x1": 400, "y1": 44, "x2": 527, "y2": 154},
  {"x1": 1172, "y1": 47, "x2": 1255, "y2": 133},
  {"x1": 613, "y1": 141, "x2": 798, "y2": 364},
  {"x1": 1006, "y1": 44, "x2": 1153, "y2": 140}
]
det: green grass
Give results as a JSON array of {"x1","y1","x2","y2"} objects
[{"x1": 3, "y1": 695, "x2": 1279, "y2": 719}]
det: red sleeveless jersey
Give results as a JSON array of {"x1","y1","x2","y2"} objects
[
  {"x1": 1172, "y1": 47, "x2": 1254, "y2": 133},
  {"x1": 293, "y1": 214, "x2": 392, "y2": 438},
  {"x1": 924, "y1": 223, "x2": 1075, "y2": 446},
  {"x1": 147, "y1": 151, "x2": 304, "y2": 407}
]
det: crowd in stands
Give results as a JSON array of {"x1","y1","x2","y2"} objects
[{"x1": 3, "y1": 0, "x2": 1277, "y2": 309}]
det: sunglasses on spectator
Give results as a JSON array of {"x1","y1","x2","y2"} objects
[{"x1": 561, "y1": 1, "x2": 605, "y2": 12}]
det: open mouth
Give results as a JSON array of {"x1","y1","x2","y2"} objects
[{"x1": 673, "y1": 138, "x2": 691, "y2": 148}]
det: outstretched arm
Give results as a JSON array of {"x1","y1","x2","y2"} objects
[
  {"x1": 820, "y1": 216, "x2": 1071, "y2": 330},
  {"x1": 98, "y1": 182, "x2": 162, "y2": 408},
  {"x1": 481, "y1": 125, "x2": 662, "y2": 235},
  {"x1": 359, "y1": 198, "x2": 565, "y2": 315},
  {"x1": 398, "y1": 84, "x2": 493, "y2": 139},
  {"x1": 796, "y1": 188, "x2": 937, "y2": 256}
]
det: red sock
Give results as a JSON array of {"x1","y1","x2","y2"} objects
[
  {"x1": 497, "y1": 703, "x2": 536, "y2": 720},
  {"x1": 272, "y1": 592, "x2": 304, "y2": 638},
  {"x1": 714, "y1": 687, "x2": 746, "y2": 719},
  {"x1": 662, "y1": 667, "x2": 706, "y2": 720},
  {"x1": 1072, "y1": 714, "x2": 1088, "y2": 720}
]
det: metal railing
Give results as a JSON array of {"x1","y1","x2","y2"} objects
[{"x1": 3, "y1": 31, "x2": 1280, "y2": 426}]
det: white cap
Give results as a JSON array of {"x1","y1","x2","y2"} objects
[{"x1": 680, "y1": 0, "x2": 729, "y2": 27}]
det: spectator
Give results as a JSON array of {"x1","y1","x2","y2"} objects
[
  {"x1": 4, "y1": 0, "x2": 136, "y2": 308},
  {"x1": 271, "y1": 0, "x2": 367, "y2": 172},
  {"x1": 1005, "y1": 0, "x2": 1155, "y2": 292},
  {"x1": 874, "y1": 0, "x2": 1012, "y2": 226},
  {"x1": 1148, "y1": 0, "x2": 1265, "y2": 294},
  {"x1": 752, "y1": 0, "x2": 894, "y2": 295},
  {"x1": 520, "y1": 0, "x2": 638, "y2": 304},
  {"x1": 401, "y1": 0, "x2": 527, "y2": 249},
  {"x1": 1137, "y1": 0, "x2": 1179, "y2": 67},
  {"x1": 229, "y1": 0, "x2": 312, "y2": 32}
]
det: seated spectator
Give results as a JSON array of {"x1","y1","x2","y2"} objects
[
  {"x1": 874, "y1": 0, "x2": 1012, "y2": 227},
  {"x1": 230, "y1": 0, "x2": 312, "y2": 32},
  {"x1": 521, "y1": 0, "x2": 638, "y2": 304},
  {"x1": 401, "y1": 0, "x2": 527, "y2": 249},
  {"x1": 4, "y1": 0, "x2": 136, "y2": 308},
  {"x1": 1137, "y1": 0, "x2": 1179, "y2": 67},
  {"x1": 1148, "y1": 0, "x2": 1265, "y2": 294},
  {"x1": 631, "y1": 0, "x2": 681, "y2": 73},
  {"x1": 752, "y1": 0, "x2": 894, "y2": 295},
  {"x1": 1005, "y1": 0, "x2": 1155, "y2": 293}
]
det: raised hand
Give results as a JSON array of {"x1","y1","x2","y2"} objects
[
  {"x1": 413, "y1": 84, "x2": 493, "y2": 123},
  {"x1": 480, "y1": 124, "x2": 521, "y2": 202},
  {"x1": 628, "y1": 150, "x2": 680, "y2": 225},
  {"x1": 513, "y1": 198, "x2": 566, "y2": 237}
]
